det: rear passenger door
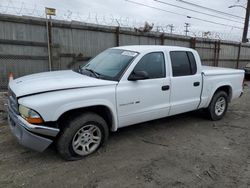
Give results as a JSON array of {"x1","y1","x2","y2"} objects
[{"x1": 169, "y1": 51, "x2": 202, "y2": 116}]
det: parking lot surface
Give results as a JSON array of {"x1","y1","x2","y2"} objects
[{"x1": 0, "y1": 83, "x2": 250, "y2": 188}]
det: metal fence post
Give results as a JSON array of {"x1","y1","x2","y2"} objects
[
  {"x1": 160, "y1": 34, "x2": 164, "y2": 45},
  {"x1": 236, "y1": 43, "x2": 242, "y2": 69},
  {"x1": 213, "y1": 41, "x2": 218, "y2": 66},
  {"x1": 46, "y1": 15, "x2": 53, "y2": 71},
  {"x1": 116, "y1": 27, "x2": 120, "y2": 46},
  {"x1": 190, "y1": 37, "x2": 196, "y2": 49},
  {"x1": 216, "y1": 40, "x2": 221, "y2": 67}
]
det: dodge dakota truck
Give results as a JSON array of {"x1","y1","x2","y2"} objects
[{"x1": 8, "y1": 45, "x2": 244, "y2": 160}]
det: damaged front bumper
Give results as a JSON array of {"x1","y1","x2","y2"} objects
[{"x1": 8, "y1": 106, "x2": 59, "y2": 152}]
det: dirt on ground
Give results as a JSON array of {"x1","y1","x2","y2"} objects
[{"x1": 0, "y1": 84, "x2": 250, "y2": 188}]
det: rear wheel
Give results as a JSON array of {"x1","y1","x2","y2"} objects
[
  {"x1": 57, "y1": 112, "x2": 109, "y2": 160},
  {"x1": 207, "y1": 90, "x2": 228, "y2": 121}
]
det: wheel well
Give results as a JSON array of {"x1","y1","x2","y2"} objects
[
  {"x1": 214, "y1": 85, "x2": 232, "y2": 102},
  {"x1": 57, "y1": 105, "x2": 113, "y2": 130}
]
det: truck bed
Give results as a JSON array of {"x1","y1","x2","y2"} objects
[
  {"x1": 202, "y1": 66, "x2": 244, "y2": 76},
  {"x1": 199, "y1": 65, "x2": 244, "y2": 109}
]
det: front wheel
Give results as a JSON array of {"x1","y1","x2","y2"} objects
[
  {"x1": 207, "y1": 90, "x2": 228, "y2": 121},
  {"x1": 56, "y1": 112, "x2": 109, "y2": 160}
]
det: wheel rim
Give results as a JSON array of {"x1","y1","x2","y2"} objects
[
  {"x1": 215, "y1": 96, "x2": 226, "y2": 116},
  {"x1": 72, "y1": 124, "x2": 102, "y2": 156}
]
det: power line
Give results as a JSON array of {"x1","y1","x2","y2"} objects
[
  {"x1": 187, "y1": 15, "x2": 243, "y2": 29},
  {"x1": 154, "y1": 0, "x2": 244, "y2": 24},
  {"x1": 176, "y1": 0, "x2": 244, "y2": 20},
  {"x1": 125, "y1": 0, "x2": 243, "y2": 29}
]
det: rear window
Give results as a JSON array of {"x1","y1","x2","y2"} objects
[{"x1": 170, "y1": 51, "x2": 197, "y2": 77}]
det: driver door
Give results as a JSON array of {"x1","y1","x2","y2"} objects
[{"x1": 116, "y1": 52, "x2": 171, "y2": 127}]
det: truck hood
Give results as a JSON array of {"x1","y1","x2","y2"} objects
[{"x1": 9, "y1": 70, "x2": 117, "y2": 97}]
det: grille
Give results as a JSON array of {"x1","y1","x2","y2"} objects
[{"x1": 8, "y1": 88, "x2": 19, "y2": 115}]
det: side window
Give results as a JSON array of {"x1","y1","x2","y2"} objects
[
  {"x1": 170, "y1": 51, "x2": 197, "y2": 77},
  {"x1": 187, "y1": 52, "x2": 197, "y2": 74},
  {"x1": 133, "y1": 52, "x2": 165, "y2": 79}
]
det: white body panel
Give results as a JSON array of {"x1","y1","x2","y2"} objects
[
  {"x1": 199, "y1": 66, "x2": 244, "y2": 108},
  {"x1": 9, "y1": 70, "x2": 117, "y2": 97},
  {"x1": 117, "y1": 78, "x2": 171, "y2": 127},
  {"x1": 169, "y1": 74, "x2": 202, "y2": 116},
  {"x1": 8, "y1": 45, "x2": 245, "y2": 132}
]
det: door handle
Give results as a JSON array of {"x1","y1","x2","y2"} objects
[
  {"x1": 162, "y1": 85, "x2": 170, "y2": 91},
  {"x1": 193, "y1": 82, "x2": 200, "y2": 87}
]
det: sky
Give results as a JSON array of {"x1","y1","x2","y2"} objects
[{"x1": 0, "y1": 0, "x2": 247, "y2": 41}]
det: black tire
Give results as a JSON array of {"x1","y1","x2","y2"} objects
[
  {"x1": 56, "y1": 112, "x2": 109, "y2": 161},
  {"x1": 207, "y1": 90, "x2": 228, "y2": 121}
]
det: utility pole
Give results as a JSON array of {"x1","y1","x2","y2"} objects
[
  {"x1": 184, "y1": 23, "x2": 190, "y2": 36},
  {"x1": 242, "y1": 0, "x2": 250, "y2": 43}
]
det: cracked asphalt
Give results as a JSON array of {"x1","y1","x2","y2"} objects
[{"x1": 0, "y1": 82, "x2": 250, "y2": 188}]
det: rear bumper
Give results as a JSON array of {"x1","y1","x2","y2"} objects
[{"x1": 8, "y1": 107, "x2": 59, "y2": 152}]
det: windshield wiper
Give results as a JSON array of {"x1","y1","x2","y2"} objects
[{"x1": 84, "y1": 68, "x2": 100, "y2": 78}]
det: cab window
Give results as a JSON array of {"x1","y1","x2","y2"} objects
[
  {"x1": 133, "y1": 52, "x2": 165, "y2": 79},
  {"x1": 170, "y1": 51, "x2": 197, "y2": 77}
]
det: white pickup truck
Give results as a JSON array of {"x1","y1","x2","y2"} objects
[{"x1": 8, "y1": 45, "x2": 244, "y2": 160}]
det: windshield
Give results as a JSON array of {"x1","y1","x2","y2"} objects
[
  {"x1": 246, "y1": 63, "x2": 250, "y2": 68},
  {"x1": 80, "y1": 49, "x2": 138, "y2": 81}
]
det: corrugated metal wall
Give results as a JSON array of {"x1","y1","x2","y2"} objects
[{"x1": 0, "y1": 14, "x2": 250, "y2": 90}]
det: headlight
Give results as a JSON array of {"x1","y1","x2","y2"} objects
[{"x1": 19, "y1": 105, "x2": 44, "y2": 124}]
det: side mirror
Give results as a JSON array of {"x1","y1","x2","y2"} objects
[
  {"x1": 128, "y1": 70, "x2": 149, "y2": 81},
  {"x1": 78, "y1": 65, "x2": 84, "y2": 72}
]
